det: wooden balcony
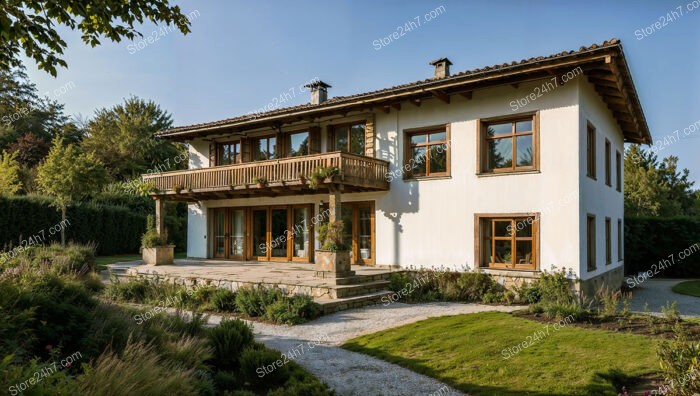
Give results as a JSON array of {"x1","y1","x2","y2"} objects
[{"x1": 142, "y1": 152, "x2": 390, "y2": 201}]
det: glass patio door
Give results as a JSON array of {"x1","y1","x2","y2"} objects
[
  {"x1": 212, "y1": 209, "x2": 227, "y2": 258},
  {"x1": 229, "y1": 209, "x2": 245, "y2": 259},
  {"x1": 270, "y1": 208, "x2": 289, "y2": 260},
  {"x1": 252, "y1": 209, "x2": 268, "y2": 260},
  {"x1": 292, "y1": 206, "x2": 311, "y2": 260}
]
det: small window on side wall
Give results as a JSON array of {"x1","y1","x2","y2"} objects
[
  {"x1": 587, "y1": 123, "x2": 596, "y2": 179},
  {"x1": 403, "y1": 125, "x2": 450, "y2": 179},
  {"x1": 478, "y1": 112, "x2": 538, "y2": 174}
]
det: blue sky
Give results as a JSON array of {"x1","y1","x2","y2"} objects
[{"x1": 24, "y1": 0, "x2": 700, "y2": 183}]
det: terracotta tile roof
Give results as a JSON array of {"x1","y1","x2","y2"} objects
[{"x1": 160, "y1": 39, "x2": 650, "y2": 144}]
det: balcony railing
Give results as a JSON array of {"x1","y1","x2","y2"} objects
[{"x1": 142, "y1": 152, "x2": 390, "y2": 197}]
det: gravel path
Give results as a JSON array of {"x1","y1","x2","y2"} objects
[
  {"x1": 206, "y1": 302, "x2": 521, "y2": 396},
  {"x1": 628, "y1": 278, "x2": 700, "y2": 317}
]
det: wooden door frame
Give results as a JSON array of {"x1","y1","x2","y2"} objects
[{"x1": 291, "y1": 204, "x2": 315, "y2": 262}]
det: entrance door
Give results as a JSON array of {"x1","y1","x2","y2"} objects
[
  {"x1": 292, "y1": 205, "x2": 312, "y2": 261},
  {"x1": 269, "y1": 207, "x2": 289, "y2": 261},
  {"x1": 212, "y1": 208, "x2": 247, "y2": 259},
  {"x1": 320, "y1": 201, "x2": 375, "y2": 265},
  {"x1": 229, "y1": 209, "x2": 245, "y2": 259},
  {"x1": 212, "y1": 209, "x2": 227, "y2": 258}
]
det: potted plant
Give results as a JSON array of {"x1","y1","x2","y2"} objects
[
  {"x1": 297, "y1": 172, "x2": 306, "y2": 184},
  {"x1": 141, "y1": 215, "x2": 174, "y2": 265},
  {"x1": 252, "y1": 176, "x2": 268, "y2": 188},
  {"x1": 173, "y1": 183, "x2": 185, "y2": 194},
  {"x1": 314, "y1": 220, "x2": 353, "y2": 277},
  {"x1": 308, "y1": 166, "x2": 340, "y2": 190}
]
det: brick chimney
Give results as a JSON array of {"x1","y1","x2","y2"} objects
[
  {"x1": 429, "y1": 58, "x2": 452, "y2": 79},
  {"x1": 304, "y1": 81, "x2": 332, "y2": 105}
]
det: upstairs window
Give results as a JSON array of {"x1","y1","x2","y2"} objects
[
  {"x1": 331, "y1": 123, "x2": 365, "y2": 155},
  {"x1": 479, "y1": 113, "x2": 538, "y2": 173},
  {"x1": 587, "y1": 123, "x2": 596, "y2": 179},
  {"x1": 285, "y1": 131, "x2": 309, "y2": 157},
  {"x1": 217, "y1": 141, "x2": 241, "y2": 165},
  {"x1": 404, "y1": 126, "x2": 449, "y2": 178},
  {"x1": 605, "y1": 139, "x2": 612, "y2": 186},
  {"x1": 253, "y1": 136, "x2": 277, "y2": 161},
  {"x1": 616, "y1": 151, "x2": 622, "y2": 192}
]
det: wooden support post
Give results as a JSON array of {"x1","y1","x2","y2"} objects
[
  {"x1": 155, "y1": 198, "x2": 165, "y2": 238},
  {"x1": 328, "y1": 185, "x2": 341, "y2": 223}
]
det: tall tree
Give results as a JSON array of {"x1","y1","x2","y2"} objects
[
  {"x1": 82, "y1": 97, "x2": 186, "y2": 181},
  {"x1": 36, "y1": 138, "x2": 107, "y2": 245},
  {"x1": 658, "y1": 155, "x2": 695, "y2": 215},
  {"x1": 0, "y1": 0, "x2": 191, "y2": 76},
  {"x1": 0, "y1": 150, "x2": 22, "y2": 196}
]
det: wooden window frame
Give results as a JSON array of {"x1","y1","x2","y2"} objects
[
  {"x1": 474, "y1": 213, "x2": 540, "y2": 271},
  {"x1": 252, "y1": 134, "x2": 277, "y2": 161},
  {"x1": 587, "y1": 123, "x2": 596, "y2": 180},
  {"x1": 605, "y1": 139, "x2": 612, "y2": 186},
  {"x1": 605, "y1": 217, "x2": 611, "y2": 265},
  {"x1": 587, "y1": 214, "x2": 596, "y2": 271},
  {"x1": 328, "y1": 121, "x2": 366, "y2": 155},
  {"x1": 216, "y1": 140, "x2": 242, "y2": 166},
  {"x1": 617, "y1": 218, "x2": 623, "y2": 261},
  {"x1": 477, "y1": 112, "x2": 539, "y2": 174},
  {"x1": 319, "y1": 201, "x2": 376, "y2": 265},
  {"x1": 616, "y1": 150, "x2": 622, "y2": 192},
  {"x1": 403, "y1": 124, "x2": 451, "y2": 179}
]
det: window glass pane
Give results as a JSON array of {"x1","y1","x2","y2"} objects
[
  {"x1": 494, "y1": 221, "x2": 512, "y2": 237},
  {"x1": 494, "y1": 240, "x2": 512, "y2": 263},
  {"x1": 429, "y1": 131, "x2": 446, "y2": 142},
  {"x1": 483, "y1": 238, "x2": 492, "y2": 265},
  {"x1": 516, "y1": 218, "x2": 533, "y2": 237},
  {"x1": 253, "y1": 210, "x2": 267, "y2": 256},
  {"x1": 515, "y1": 120, "x2": 533, "y2": 132},
  {"x1": 487, "y1": 138, "x2": 513, "y2": 169},
  {"x1": 487, "y1": 122, "x2": 511, "y2": 136},
  {"x1": 516, "y1": 240, "x2": 533, "y2": 264},
  {"x1": 411, "y1": 147, "x2": 427, "y2": 176},
  {"x1": 359, "y1": 207, "x2": 372, "y2": 259},
  {"x1": 293, "y1": 208, "x2": 309, "y2": 258},
  {"x1": 289, "y1": 132, "x2": 309, "y2": 157},
  {"x1": 341, "y1": 207, "x2": 353, "y2": 253},
  {"x1": 253, "y1": 139, "x2": 266, "y2": 161},
  {"x1": 268, "y1": 137, "x2": 277, "y2": 159},
  {"x1": 516, "y1": 135, "x2": 533, "y2": 167},
  {"x1": 231, "y1": 210, "x2": 244, "y2": 256},
  {"x1": 410, "y1": 133, "x2": 427, "y2": 145},
  {"x1": 334, "y1": 126, "x2": 348, "y2": 152},
  {"x1": 233, "y1": 142, "x2": 241, "y2": 163},
  {"x1": 429, "y1": 144, "x2": 447, "y2": 174},
  {"x1": 350, "y1": 124, "x2": 365, "y2": 155}
]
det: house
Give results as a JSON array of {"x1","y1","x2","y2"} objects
[{"x1": 143, "y1": 39, "x2": 651, "y2": 296}]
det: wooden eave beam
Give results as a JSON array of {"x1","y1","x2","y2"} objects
[{"x1": 429, "y1": 90, "x2": 450, "y2": 104}]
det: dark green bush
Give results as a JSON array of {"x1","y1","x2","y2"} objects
[
  {"x1": 527, "y1": 269, "x2": 590, "y2": 320},
  {"x1": 210, "y1": 288, "x2": 237, "y2": 312},
  {"x1": 388, "y1": 270, "x2": 506, "y2": 304},
  {"x1": 625, "y1": 216, "x2": 700, "y2": 276},
  {"x1": 240, "y1": 345, "x2": 290, "y2": 390},
  {"x1": 265, "y1": 295, "x2": 322, "y2": 325},
  {"x1": 235, "y1": 286, "x2": 284, "y2": 317},
  {"x1": 207, "y1": 319, "x2": 255, "y2": 371}
]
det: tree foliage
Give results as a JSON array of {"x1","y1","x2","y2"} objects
[
  {"x1": 7, "y1": 132, "x2": 49, "y2": 167},
  {"x1": 82, "y1": 97, "x2": 186, "y2": 181},
  {"x1": 0, "y1": 0, "x2": 192, "y2": 76},
  {"x1": 0, "y1": 150, "x2": 22, "y2": 196},
  {"x1": 624, "y1": 145, "x2": 697, "y2": 217},
  {"x1": 36, "y1": 138, "x2": 107, "y2": 243}
]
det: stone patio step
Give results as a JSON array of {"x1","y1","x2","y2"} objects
[
  {"x1": 317, "y1": 290, "x2": 395, "y2": 314},
  {"x1": 332, "y1": 272, "x2": 395, "y2": 285},
  {"x1": 332, "y1": 280, "x2": 391, "y2": 298}
]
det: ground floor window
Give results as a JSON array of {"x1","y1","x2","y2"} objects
[{"x1": 476, "y1": 214, "x2": 539, "y2": 270}]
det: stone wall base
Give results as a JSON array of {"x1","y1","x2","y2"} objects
[{"x1": 576, "y1": 266, "x2": 624, "y2": 299}]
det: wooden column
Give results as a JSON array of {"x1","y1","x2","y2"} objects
[
  {"x1": 328, "y1": 185, "x2": 341, "y2": 223},
  {"x1": 155, "y1": 198, "x2": 165, "y2": 237}
]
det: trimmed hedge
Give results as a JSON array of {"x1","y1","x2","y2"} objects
[
  {"x1": 0, "y1": 195, "x2": 144, "y2": 255},
  {"x1": 625, "y1": 216, "x2": 700, "y2": 277}
]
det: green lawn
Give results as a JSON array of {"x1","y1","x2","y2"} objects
[
  {"x1": 343, "y1": 312, "x2": 659, "y2": 396},
  {"x1": 672, "y1": 280, "x2": 700, "y2": 297},
  {"x1": 95, "y1": 252, "x2": 186, "y2": 270}
]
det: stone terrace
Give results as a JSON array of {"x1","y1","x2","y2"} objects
[{"x1": 121, "y1": 259, "x2": 399, "y2": 314}]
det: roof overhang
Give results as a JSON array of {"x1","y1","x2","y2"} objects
[{"x1": 159, "y1": 40, "x2": 651, "y2": 145}]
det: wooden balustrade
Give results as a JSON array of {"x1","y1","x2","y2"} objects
[{"x1": 142, "y1": 152, "x2": 390, "y2": 196}]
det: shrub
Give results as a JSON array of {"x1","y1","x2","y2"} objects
[
  {"x1": 657, "y1": 325, "x2": 700, "y2": 395},
  {"x1": 317, "y1": 221, "x2": 347, "y2": 251},
  {"x1": 455, "y1": 272, "x2": 503, "y2": 302},
  {"x1": 235, "y1": 286, "x2": 284, "y2": 317},
  {"x1": 596, "y1": 286, "x2": 632, "y2": 317},
  {"x1": 388, "y1": 270, "x2": 507, "y2": 304},
  {"x1": 239, "y1": 345, "x2": 290, "y2": 390},
  {"x1": 662, "y1": 301, "x2": 681, "y2": 324},
  {"x1": 265, "y1": 295, "x2": 322, "y2": 325},
  {"x1": 514, "y1": 281, "x2": 542, "y2": 304},
  {"x1": 210, "y1": 288, "x2": 237, "y2": 312},
  {"x1": 527, "y1": 269, "x2": 590, "y2": 321},
  {"x1": 207, "y1": 319, "x2": 255, "y2": 371}
]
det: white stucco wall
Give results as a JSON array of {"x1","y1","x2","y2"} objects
[
  {"x1": 577, "y1": 79, "x2": 626, "y2": 281},
  {"x1": 183, "y1": 77, "x2": 625, "y2": 281},
  {"x1": 373, "y1": 79, "x2": 581, "y2": 275}
]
